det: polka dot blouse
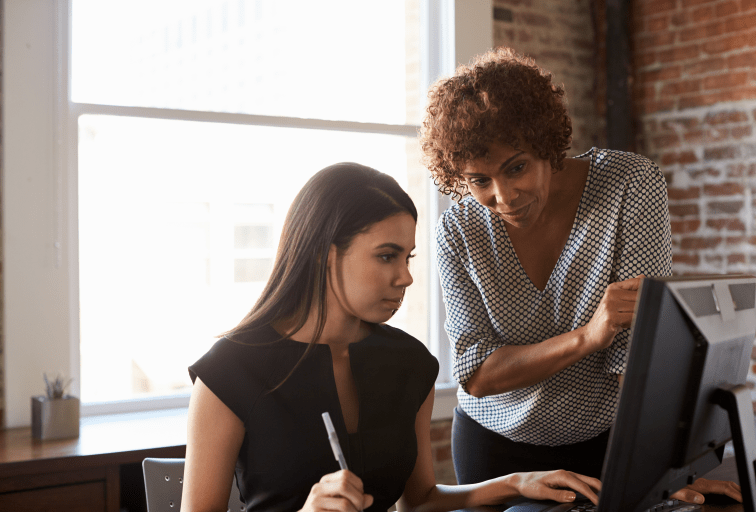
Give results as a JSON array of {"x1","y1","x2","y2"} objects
[{"x1": 435, "y1": 148, "x2": 673, "y2": 446}]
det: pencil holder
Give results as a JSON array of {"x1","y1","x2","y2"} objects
[{"x1": 31, "y1": 395, "x2": 80, "y2": 440}]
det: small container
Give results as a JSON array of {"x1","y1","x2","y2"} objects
[{"x1": 31, "y1": 395, "x2": 80, "y2": 440}]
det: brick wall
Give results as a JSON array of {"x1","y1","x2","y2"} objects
[
  {"x1": 430, "y1": 419, "x2": 456, "y2": 484},
  {"x1": 630, "y1": 0, "x2": 756, "y2": 404},
  {"x1": 493, "y1": 0, "x2": 604, "y2": 155}
]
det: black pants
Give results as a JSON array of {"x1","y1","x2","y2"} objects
[{"x1": 451, "y1": 406, "x2": 609, "y2": 509}]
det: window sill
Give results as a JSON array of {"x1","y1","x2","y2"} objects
[{"x1": 432, "y1": 383, "x2": 458, "y2": 421}]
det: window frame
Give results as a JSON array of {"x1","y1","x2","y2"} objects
[{"x1": 2, "y1": 0, "x2": 491, "y2": 427}]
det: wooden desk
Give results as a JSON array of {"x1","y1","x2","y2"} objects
[{"x1": 0, "y1": 408, "x2": 187, "y2": 512}]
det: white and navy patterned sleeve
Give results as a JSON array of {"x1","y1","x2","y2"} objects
[
  {"x1": 605, "y1": 154, "x2": 673, "y2": 374},
  {"x1": 435, "y1": 213, "x2": 502, "y2": 390}
]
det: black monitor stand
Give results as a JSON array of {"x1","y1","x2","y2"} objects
[{"x1": 713, "y1": 384, "x2": 756, "y2": 512}]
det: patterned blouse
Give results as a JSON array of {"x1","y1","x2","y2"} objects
[{"x1": 435, "y1": 148, "x2": 673, "y2": 446}]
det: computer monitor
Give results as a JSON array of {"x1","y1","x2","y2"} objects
[{"x1": 598, "y1": 274, "x2": 756, "y2": 512}]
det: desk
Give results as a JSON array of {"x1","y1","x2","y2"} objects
[{"x1": 0, "y1": 408, "x2": 187, "y2": 512}]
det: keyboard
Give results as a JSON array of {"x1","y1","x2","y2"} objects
[{"x1": 505, "y1": 497, "x2": 702, "y2": 512}]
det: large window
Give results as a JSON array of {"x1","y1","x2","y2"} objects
[{"x1": 3, "y1": 0, "x2": 491, "y2": 426}]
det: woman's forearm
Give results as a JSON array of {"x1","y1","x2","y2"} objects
[
  {"x1": 465, "y1": 326, "x2": 595, "y2": 397},
  {"x1": 399, "y1": 477, "x2": 521, "y2": 512}
]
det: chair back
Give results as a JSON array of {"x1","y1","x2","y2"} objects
[{"x1": 142, "y1": 457, "x2": 246, "y2": 512}]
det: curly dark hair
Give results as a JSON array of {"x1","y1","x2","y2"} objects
[{"x1": 420, "y1": 47, "x2": 573, "y2": 200}]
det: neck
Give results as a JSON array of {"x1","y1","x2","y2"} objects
[{"x1": 274, "y1": 306, "x2": 371, "y2": 349}]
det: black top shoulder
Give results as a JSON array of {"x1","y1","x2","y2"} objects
[{"x1": 189, "y1": 323, "x2": 439, "y2": 512}]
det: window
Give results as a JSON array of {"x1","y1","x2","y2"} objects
[{"x1": 3, "y1": 0, "x2": 491, "y2": 426}]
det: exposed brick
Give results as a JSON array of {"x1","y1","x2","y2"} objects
[
  {"x1": 680, "y1": 88, "x2": 756, "y2": 109},
  {"x1": 703, "y1": 182, "x2": 745, "y2": 195},
  {"x1": 705, "y1": 254, "x2": 724, "y2": 265},
  {"x1": 702, "y1": 33, "x2": 750, "y2": 54},
  {"x1": 682, "y1": 0, "x2": 717, "y2": 7},
  {"x1": 671, "y1": 219, "x2": 701, "y2": 233},
  {"x1": 703, "y1": 72, "x2": 749, "y2": 91},
  {"x1": 706, "y1": 218, "x2": 747, "y2": 231},
  {"x1": 652, "y1": 132, "x2": 682, "y2": 148},
  {"x1": 637, "y1": 0, "x2": 677, "y2": 16},
  {"x1": 635, "y1": 84, "x2": 658, "y2": 103},
  {"x1": 634, "y1": 51, "x2": 659, "y2": 68},
  {"x1": 667, "y1": 186, "x2": 701, "y2": 200},
  {"x1": 658, "y1": 44, "x2": 701, "y2": 63},
  {"x1": 639, "y1": 65, "x2": 682, "y2": 84},
  {"x1": 640, "y1": 98, "x2": 676, "y2": 114},
  {"x1": 430, "y1": 423, "x2": 452, "y2": 442},
  {"x1": 725, "y1": 12, "x2": 756, "y2": 32},
  {"x1": 660, "y1": 79, "x2": 702, "y2": 97},
  {"x1": 680, "y1": 236, "x2": 722, "y2": 249},
  {"x1": 684, "y1": 129, "x2": 706, "y2": 144},
  {"x1": 704, "y1": 145, "x2": 740, "y2": 160},
  {"x1": 683, "y1": 57, "x2": 728, "y2": 76},
  {"x1": 732, "y1": 125, "x2": 753, "y2": 138},
  {"x1": 726, "y1": 163, "x2": 749, "y2": 177},
  {"x1": 646, "y1": 14, "x2": 670, "y2": 32},
  {"x1": 726, "y1": 236, "x2": 746, "y2": 245},
  {"x1": 691, "y1": 5, "x2": 715, "y2": 23},
  {"x1": 637, "y1": 30, "x2": 677, "y2": 50},
  {"x1": 516, "y1": 12, "x2": 552, "y2": 27},
  {"x1": 716, "y1": 0, "x2": 741, "y2": 17},
  {"x1": 680, "y1": 22, "x2": 727, "y2": 43},
  {"x1": 660, "y1": 117, "x2": 700, "y2": 131},
  {"x1": 689, "y1": 167, "x2": 722, "y2": 179},
  {"x1": 679, "y1": 151, "x2": 699, "y2": 164},
  {"x1": 707, "y1": 128, "x2": 730, "y2": 142},
  {"x1": 728, "y1": 253, "x2": 747, "y2": 264},
  {"x1": 670, "y1": 11, "x2": 690, "y2": 26},
  {"x1": 729, "y1": 50, "x2": 756, "y2": 69},
  {"x1": 707, "y1": 200, "x2": 743, "y2": 214},
  {"x1": 495, "y1": 0, "x2": 534, "y2": 6},
  {"x1": 540, "y1": 50, "x2": 574, "y2": 64},
  {"x1": 669, "y1": 204, "x2": 700, "y2": 218},
  {"x1": 434, "y1": 445, "x2": 452, "y2": 461},
  {"x1": 673, "y1": 253, "x2": 701, "y2": 266}
]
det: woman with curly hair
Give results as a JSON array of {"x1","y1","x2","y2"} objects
[{"x1": 420, "y1": 47, "x2": 674, "y2": 487}]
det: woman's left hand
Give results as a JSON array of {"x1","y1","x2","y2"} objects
[{"x1": 670, "y1": 477, "x2": 742, "y2": 504}]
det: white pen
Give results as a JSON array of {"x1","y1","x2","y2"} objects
[{"x1": 321, "y1": 412, "x2": 348, "y2": 470}]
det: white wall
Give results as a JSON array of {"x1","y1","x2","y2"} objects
[
  {"x1": 3, "y1": 0, "x2": 78, "y2": 428},
  {"x1": 2, "y1": 0, "x2": 492, "y2": 428}
]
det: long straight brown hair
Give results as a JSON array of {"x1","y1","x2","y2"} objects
[{"x1": 223, "y1": 162, "x2": 417, "y2": 387}]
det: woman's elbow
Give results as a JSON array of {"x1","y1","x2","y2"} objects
[{"x1": 464, "y1": 375, "x2": 489, "y2": 398}]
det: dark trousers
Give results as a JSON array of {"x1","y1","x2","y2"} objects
[{"x1": 451, "y1": 406, "x2": 609, "y2": 509}]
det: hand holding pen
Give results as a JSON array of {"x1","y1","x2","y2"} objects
[{"x1": 296, "y1": 412, "x2": 373, "y2": 512}]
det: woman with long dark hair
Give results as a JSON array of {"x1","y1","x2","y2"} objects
[{"x1": 181, "y1": 162, "x2": 601, "y2": 512}]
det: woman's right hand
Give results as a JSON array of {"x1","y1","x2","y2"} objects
[
  {"x1": 507, "y1": 469, "x2": 602, "y2": 505},
  {"x1": 299, "y1": 470, "x2": 374, "y2": 512},
  {"x1": 583, "y1": 276, "x2": 644, "y2": 352}
]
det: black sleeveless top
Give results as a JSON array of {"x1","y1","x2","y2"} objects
[{"x1": 189, "y1": 323, "x2": 439, "y2": 512}]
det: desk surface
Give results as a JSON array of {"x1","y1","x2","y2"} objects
[{"x1": 0, "y1": 408, "x2": 187, "y2": 478}]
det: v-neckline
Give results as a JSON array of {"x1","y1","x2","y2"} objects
[
  {"x1": 497, "y1": 149, "x2": 594, "y2": 293},
  {"x1": 275, "y1": 328, "x2": 368, "y2": 435}
]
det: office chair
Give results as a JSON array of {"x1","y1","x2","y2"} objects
[{"x1": 142, "y1": 457, "x2": 246, "y2": 512}]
